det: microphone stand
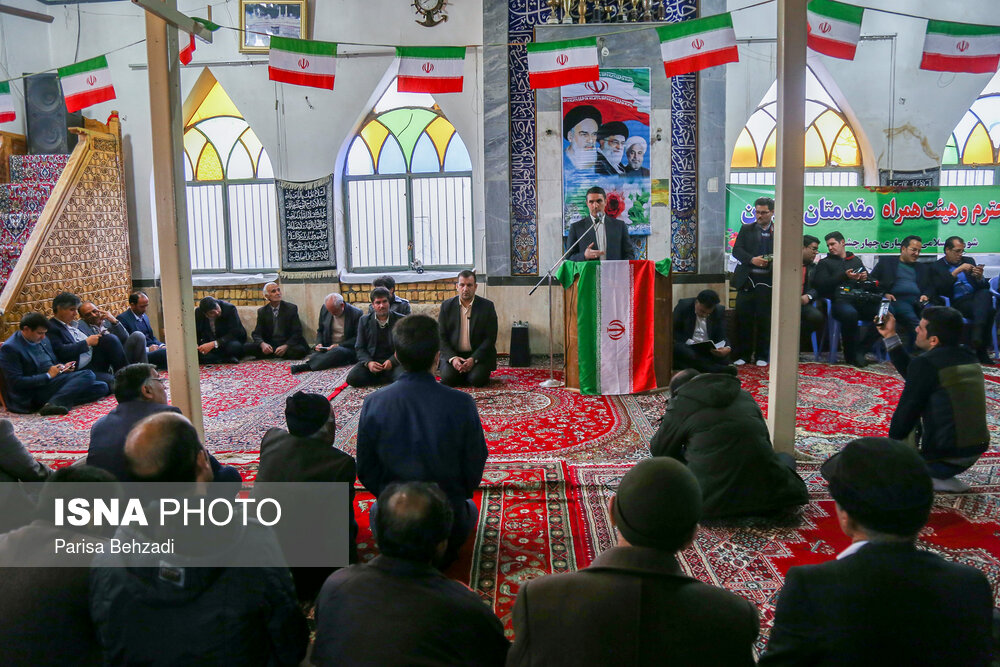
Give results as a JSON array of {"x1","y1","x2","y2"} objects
[{"x1": 528, "y1": 217, "x2": 602, "y2": 389}]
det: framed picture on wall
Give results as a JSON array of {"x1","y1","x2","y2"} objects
[{"x1": 239, "y1": 1, "x2": 308, "y2": 54}]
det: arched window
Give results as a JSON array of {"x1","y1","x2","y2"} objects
[
  {"x1": 344, "y1": 83, "x2": 473, "y2": 271},
  {"x1": 941, "y1": 72, "x2": 1000, "y2": 186},
  {"x1": 730, "y1": 68, "x2": 862, "y2": 186},
  {"x1": 183, "y1": 74, "x2": 277, "y2": 272}
]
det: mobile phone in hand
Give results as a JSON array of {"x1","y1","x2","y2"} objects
[{"x1": 877, "y1": 299, "x2": 891, "y2": 324}]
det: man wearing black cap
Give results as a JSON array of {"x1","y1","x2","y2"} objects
[
  {"x1": 595, "y1": 121, "x2": 629, "y2": 176},
  {"x1": 257, "y1": 391, "x2": 358, "y2": 602},
  {"x1": 194, "y1": 296, "x2": 247, "y2": 364},
  {"x1": 565, "y1": 186, "x2": 635, "y2": 262},
  {"x1": 762, "y1": 437, "x2": 993, "y2": 665},
  {"x1": 507, "y1": 457, "x2": 759, "y2": 666},
  {"x1": 876, "y1": 307, "x2": 989, "y2": 493},
  {"x1": 563, "y1": 104, "x2": 602, "y2": 173}
]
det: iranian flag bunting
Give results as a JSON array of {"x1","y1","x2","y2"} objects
[
  {"x1": 557, "y1": 260, "x2": 658, "y2": 395},
  {"x1": 269, "y1": 37, "x2": 337, "y2": 90},
  {"x1": 807, "y1": 0, "x2": 864, "y2": 60},
  {"x1": 526, "y1": 37, "x2": 599, "y2": 89},
  {"x1": 0, "y1": 81, "x2": 14, "y2": 123},
  {"x1": 58, "y1": 56, "x2": 116, "y2": 113},
  {"x1": 657, "y1": 13, "x2": 739, "y2": 78},
  {"x1": 920, "y1": 20, "x2": 1000, "y2": 74},
  {"x1": 180, "y1": 18, "x2": 222, "y2": 66},
  {"x1": 397, "y1": 47, "x2": 466, "y2": 93}
]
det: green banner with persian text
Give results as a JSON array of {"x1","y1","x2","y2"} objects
[{"x1": 726, "y1": 184, "x2": 1000, "y2": 253}]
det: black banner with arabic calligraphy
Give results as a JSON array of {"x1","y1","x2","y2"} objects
[
  {"x1": 726, "y1": 184, "x2": 1000, "y2": 253},
  {"x1": 277, "y1": 175, "x2": 336, "y2": 270}
]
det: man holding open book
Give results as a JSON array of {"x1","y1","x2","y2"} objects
[{"x1": 672, "y1": 290, "x2": 736, "y2": 376}]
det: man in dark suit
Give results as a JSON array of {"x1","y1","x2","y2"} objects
[
  {"x1": 357, "y1": 315, "x2": 488, "y2": 566},
  {"x1": 87, "y1": 363, "x2": 241, "y2": 483},
  {"x1": 438, "y1": 270, "x2": 497, "y2": 387},
  {"x1": 566, "y1": 186, "x2": 635, "y2": 262},
  {"x1": 291, "y1": 293, "x2": 363, "y2": 374},
  {"x1": 929, "y1": 235, "x2": 995, "y2": 364},
  {"x1": 870, "y1": 235, "x2": 932, "y2": 348},
  {"x1": 672, "y1": 289, "x2": 734, "y2": 375},
  {"x1": 78, "y1": 301, "x2": 148, "y2": 366},
  {"x1": 117, "y1": 291, "x2": 167, "y2": 368},
  {"x1": 257, "y1": 391, "x2": 358, "y2": 602},
  {"x1": 370, "y1": 275, "x2": 411, "y2": 316},
  {"x1": 346, "y1": 287, "x2": 404, "y2": 387},
  {"x1": 246, "y1": 282, "x2": 308, "y2": 361},
  {"x1": 800, "y1": 235, "x2": 825, "y2": 338},
  {"x1": 46, "y1": 292, "x2": 127, "y2": 388},
  {"x1": 507, "y1": 457, "x2": 759, "y2": 666},
  {"x1": 0, "y1": 312, "x2": 109, "y2": 415},
  {"x1": 313, "y1": 482, "x2": 508, "y2": 667},
  {"x1": 731, "y1": 196, "x2": 775, "y2": 366},
  {"x1": 195, "y1": 296, "x2": 246, "y2": 364},
  {"x1": 761, "y1": 437, "x2": 993, "y2": 666}
]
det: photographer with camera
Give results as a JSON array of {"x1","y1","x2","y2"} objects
[
  {"x1": 814, "y1": 231, "x2": 882, "y2": 368},
  {"x1": 870, "y1": 236, "x2": 932, "y2": 350}
]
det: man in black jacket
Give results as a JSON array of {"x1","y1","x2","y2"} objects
[
  {"x1": 194, "y1": 296, "x2": 246, "y2": 364},
  {"x1": 650, "y1": 370, "x2": 807, "y2": 518},
  {"x1": 929, "y1": 235, "x2": 995, "y2": 364},
  {"x1": 813, "y1": 231, "x2": 880, "y2": 367},
  {"x1": 507, "y1": 457, "x2": 759, "y2": 666},
  {"x1": 877, "y1": 306, "x2": 989, "y2": 493},
  {"x1": 345, "y1": 287, "x2": 403, "y2": 387},
  {"x1": 801, "y1": 235, "x2": 824, "y2": 337},
  {"x1": 438, "y1": 270, "x2": 498, "y2": 387},
  {"x1": 672, "y1": 289, "x2": 735, "y2": 375},
  {"x1": 869, "y1": 235, "x2": 932, "y2": 348},
  {"x1": 291, "y1": 293, "x2": 363, "y2": 374},
  {"x1": 731, "y1": 196, "x2": 775, "y2": 366},
  {"x1": 565, "y1": 186, "x2": 635, "y2": 262},
  {"x1": 246, "y1": 282, "x2": 308, "y2": 361},
  {"x1": 761, "y1": 437, "x2": 993, "y2": 665}
]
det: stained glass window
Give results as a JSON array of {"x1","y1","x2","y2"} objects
[
  {"x1": 943, "y1": 71, "x2": 1000, "y2": 167},
  {"x1": 344, "y1": 78, "x2": 474, "y2": 271},
  {"x1": 731, "y1": 69, "x2": 862, "y2": 170}
]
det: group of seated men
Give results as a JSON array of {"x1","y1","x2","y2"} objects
[{"x1": 731, "y1": 195, "x2": 997, "y2": 368}]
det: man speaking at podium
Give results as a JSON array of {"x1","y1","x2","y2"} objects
[{"x1": 566, "y1": 186, "x2": 635, "y2": 262}]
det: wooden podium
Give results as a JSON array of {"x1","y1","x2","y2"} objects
[{"x1": 563, "y1": 264, "x2": 672, "y2": 393}]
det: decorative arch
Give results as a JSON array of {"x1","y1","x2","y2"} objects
[{"x1": 942, "y1": 71, "x2": 1000, "y2": 186}]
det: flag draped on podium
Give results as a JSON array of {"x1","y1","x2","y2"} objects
[{"x1": 557, "y1": 259, "x2": 669, "y2": 396}]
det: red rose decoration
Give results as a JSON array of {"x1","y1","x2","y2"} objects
[{"x1": 604, "y1": 192, "x2": 625, "y2": 218}]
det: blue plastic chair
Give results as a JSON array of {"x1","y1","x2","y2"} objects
[{"x1": 821, "y1": 298, "x2": 889, "y2": 363}]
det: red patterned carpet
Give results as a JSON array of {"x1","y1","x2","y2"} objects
[{"x1": 7, "y1": 357, "x2": 1000, "y2": 647}]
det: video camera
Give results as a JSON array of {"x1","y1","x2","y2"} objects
[{"x1": 837, "y1": 280, "x2": 883, "y2": 305}]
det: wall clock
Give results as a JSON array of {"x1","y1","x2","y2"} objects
[{"x1": 413, "y1": 0, "x2": 447, "y2": 27}]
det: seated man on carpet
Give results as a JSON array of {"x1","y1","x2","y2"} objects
[
  {"x1": 650, "y1": 369, "x2": 807, "y2": 519},
  {"x1": 0, "y1": 465, "x2": 116, "y2": 667},
  {"x1": 290, "y1": 292, "x2": 362, "y2": 375},
  {"x1": 357, "y1": 314, "x2": 488, "y2": 566},
  {"x1": 313, "y1": 481, "x2": 509, "y2": 667},
  {"x1": 47, "y1": 291, "x2": 128, "y2": 388},
  {"x1": 90, "y1": 411, "x2": 307, "y2": 667},
  {"x1": 869, "y1": 234, "x2": 932, "y2": 348},
  {"x1": 117, "y1": 291, "x2": 168, "y2": 368},
  {"x1": 0, "y1": 312, "x2": 110, "y2": 415},
  {"x1": 876, "y1": 307, "x2": 989, "y2": 493},
  {"x1": 801, "y1": 234, "x2": 825, "y2": 339},
  {"x1": 929, "y1": 235, "x2": 996, "y2": 365},
  {"x1": 346, "y1": 287, "x2": 403, "y2": 388},
  {"x1": 507, "y1": 457, "x2": 759, "y2": 666},
  {"x1": 761, "y1": 437, "x2": 993, "y2": 665},
  {"x1": 672, "y1": 289, "x2": 735, "y2": 375},
  {"x1": 78, "y1": 300, "x2": 148, "y2": 366},
  {"x1": 247, "y1": 282, "x2": 308, "y2": 361},
  {"x1": 438, "y1": 270, "x2": 498, "y2": 387},
  {"x1": 194, "y1": 296, "x2": 246, "y2": 364},
  {"x1": 256, "y1": 391, "x2": 358, "y2": 602},
  {"x1": 87, "y1": 363, "x2": 241, "y2": 484},
  {"x1": 368, "y1": 275, "x2": 411, "y2": 316}
]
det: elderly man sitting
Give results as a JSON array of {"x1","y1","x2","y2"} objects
[
  {"x1": 290, "y1": 293, "x2": 363, "y2": 374},
  {"x1": 247, "y1": 282, "x2": 309, "y2": 361}
]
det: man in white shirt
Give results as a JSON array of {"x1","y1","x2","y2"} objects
[
  {"x1": 565, "y1": 186, "x2": 635, "y2": 263},
  {"x1": 672, "y1": 290, "x2": 735, "y2": 375},
  {"x1": 438, "y1": 271, "x2": 497, "y2": 387}
]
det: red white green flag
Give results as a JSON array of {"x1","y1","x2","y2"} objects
[
  {"x1": 269, "y1": 36, "x2": 337, "y2": 90},
  {"x1": 921, "y1": 20, "x2": 1000, "y2": 74},
  {"x1": 396, "y1": 46, "x2": 466, "y2": 93},
  {"x1": 58, "y1": 56, "x2": 116, "y2": 113},
  {"x1": 657, "y1": 13, "x2": 739, "y2": 78},
  {"x1": 0, "y1": 81, "x2": 14, "y2": 123},
  {"x1": 526, "y1": 37, "x2": 599, "y2": 89},
  {"x1": 557, "y1": 259, "x2": 670, "y2": 395},
  {"x1": 180, "y1": 18, "x2": 221, "y2": 66},
  {"x1": 807, "y1": 0, "x2": 864, "y2": 60}
]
